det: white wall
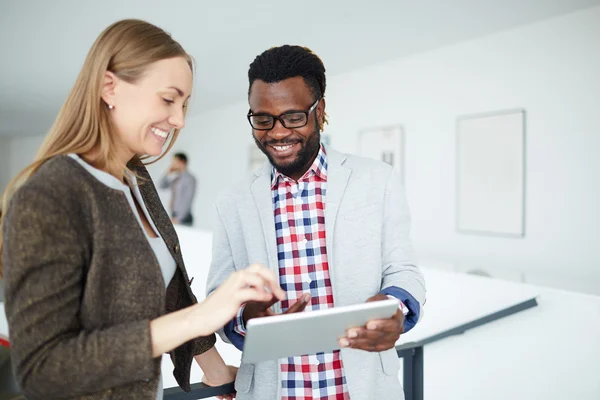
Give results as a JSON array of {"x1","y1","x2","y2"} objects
[
  {"x1": 146, "y1": 6, "x2": 600, "y2": 295},
  {"x1": 326, "y1": 6, "x2": 600, "y2": 294},
  {"x1": 0, "y1": 135, "x2": 45, "y2": 197}
]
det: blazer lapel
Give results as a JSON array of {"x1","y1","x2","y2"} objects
[
  {"x1": 251, "y1": 162, "x2": 280, "y2": 277},
  {"x1": 130, "y1": 162, "x2": 179, "y2": 262},
  {"x1": 324, "y1": 147, "x2": 351, "y2": 300}
]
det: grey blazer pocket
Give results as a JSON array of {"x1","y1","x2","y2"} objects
[
  {"x1": 235, "y1": 363, "x2": 255, "y2": 393},
  {"x1": 379, "y1": 348, "x2": 401, "y2": 376}
]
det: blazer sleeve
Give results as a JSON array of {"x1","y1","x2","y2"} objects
[
  {"x1": 187, "y1": 284, "x2": 217, "y2": 356},
  {"x1": 2, "y1": 187, "x2": 157, "y2": 399},
  {"x1": 205, "y1": 202, "x2": 244, "y2": 347},
  {"x1": 380, "y1": 168, "x2": 427, "y2": 316}
]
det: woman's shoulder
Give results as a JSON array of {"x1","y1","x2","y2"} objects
[
  {"x1": 4, "y1": 156, "x2": 90, "y2": 226},
  {"x1": 9, "y1": 155, "x2": 96, "y2": 212},
  {"x1": 23, "y1": 155, "x2": 87, "y2": 194}
]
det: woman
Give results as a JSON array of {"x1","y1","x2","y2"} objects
[{"x1": 0, "y1": 19, "x2": 284, "y2": 400}]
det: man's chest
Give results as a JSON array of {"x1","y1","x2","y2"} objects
[{"x1": 272, "y1": 179, "x2": 334, "y2": 310}]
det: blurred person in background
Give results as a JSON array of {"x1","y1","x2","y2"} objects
[{"x1": 160, "y1": 152, "x2": 197, "y2": 226}]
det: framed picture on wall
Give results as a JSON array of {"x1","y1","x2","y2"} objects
[
  {"x1": 357, "y1": 124, "x2": 405, "y2": 184},
  {"x1": 456, "y1": 109, "x2": 526, "y2": 237}
]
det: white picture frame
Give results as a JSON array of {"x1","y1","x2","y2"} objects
[
  {"x1": 456, "y1": 109, "x2": 526, "y2": 237},
  {"x1": 357, "y1": 124, "x2": 405, "y2": 184}
]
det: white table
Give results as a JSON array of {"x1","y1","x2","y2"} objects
[
  {"x1": 399, "y1": 267, "x2": 539, "y2": 346},
  {"x1": 393, "y1": 268, "x2": 539, "y2": 400}
]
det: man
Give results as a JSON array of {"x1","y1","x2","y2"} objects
[
  {"x1": 159, "y1": 152, "x2": 196, "y2": 226},
  {"x1": 206, "y1": 45, "x2": 426, "y2": 399}
]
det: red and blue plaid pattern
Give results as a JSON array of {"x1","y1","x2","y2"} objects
[{"x1": 272, "y1": 146, "x2": 350, "y2": 400}]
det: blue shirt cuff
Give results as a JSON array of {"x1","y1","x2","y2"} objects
[
  {"x1": 379, "y1": 286, "x2": 421, "y2": 333},
  {"x1": 223, "y1": 317, "x2": 246, "y2": 351}
]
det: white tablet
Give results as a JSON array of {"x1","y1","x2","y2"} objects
[{"x1": 241, "y1": 298, "x2": 400, "y2": 364}]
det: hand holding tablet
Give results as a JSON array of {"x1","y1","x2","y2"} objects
[
  {"x1": 242, "y1": 297, "x2": 401, "y2": 363},
  {"x1": 338, "y1": 293, "x2": 405, "y2": 352}
]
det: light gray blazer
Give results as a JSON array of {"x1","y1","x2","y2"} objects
[{"x1": 206, "y1": 146, "x2": 426, "y2": 400}]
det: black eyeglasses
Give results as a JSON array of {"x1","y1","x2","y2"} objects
[{"x1": 247, "y1": 99, "x2": 320, "y2": 130}]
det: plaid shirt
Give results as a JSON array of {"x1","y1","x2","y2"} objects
[
  {"x1": 234, "y1": 145, "x2": 350, "y2": 399},
  {"x1": 273, "y1": 146, "x2": 350, "y2": 400}
]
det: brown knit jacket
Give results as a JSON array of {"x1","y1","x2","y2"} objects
[{"x1": 1, "y1": 156, "x2": 216, "y2": 399}]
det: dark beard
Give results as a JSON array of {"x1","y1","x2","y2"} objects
[{"x1": 254, "y1": 124, "x2": 321, "y2": 179}]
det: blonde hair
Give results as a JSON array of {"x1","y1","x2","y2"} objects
[{"x1": 0, "y1": 19, "x2": 193, "y2": 275}]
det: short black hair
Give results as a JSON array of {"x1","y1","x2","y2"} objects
[
  {"x1": 248, "y1": 45, "x2": 326, "y2": 102},
  {"x1": 174, "y1": 152, "x2": 188, "y2": 164}
]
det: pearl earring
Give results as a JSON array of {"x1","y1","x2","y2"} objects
[{"x1": 108, "y1": 104, "x2": 114, "y2": 110}]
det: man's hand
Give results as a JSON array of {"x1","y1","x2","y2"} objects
[
  {"x1": 338, "y1": 294, "x2": 404, "y2": 352},
  {"x1": 242, "y1": 293, "x2": 311, "y2": 325}
]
